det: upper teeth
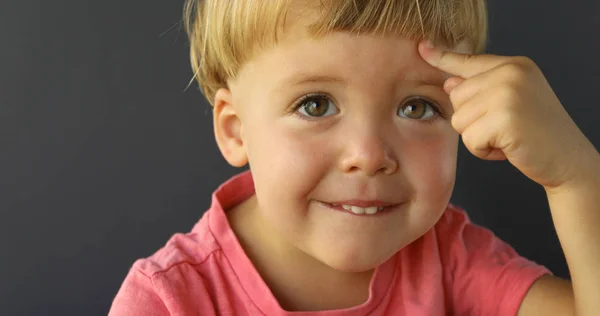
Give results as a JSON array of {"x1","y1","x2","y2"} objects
[{"x1": 335, "y1": 204, "x2": 384, "y2": 215}]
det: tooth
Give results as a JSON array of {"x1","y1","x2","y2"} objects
[
  {"x1": 350, "y1": 206, "x2": 365, "y2": 214},
  {"x1": 342, "y1": 205, "x2": 352, "y2": 211},
  {"x1": 365, "y1": 207, "x2": 378, "y2": 214},
  {"x1": 377, "y1": 207, "x2": 384, "y2": 211}
]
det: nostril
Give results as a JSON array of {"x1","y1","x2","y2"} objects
[{"x1": 348, "y1": 166, "x2": 360, "y2": 172}]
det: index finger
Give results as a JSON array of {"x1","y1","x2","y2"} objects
[{"x1": 418, "y1": 40, "x2": 510, "y2": 78}]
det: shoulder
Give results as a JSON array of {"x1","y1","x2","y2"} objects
[
  {"x1": 433, "y1": 203, "x2": 522, "y2": 262},
  {"x1": 433, "y1": 203, "x2": 501, "y2": 245},
  {"x1": 434, "y1": 202, "x2": 471, "y2": 229},
  {"x1": 431, "y1": 203, "x2": 553, "y2": 315},
  {"x1": 109, "y1": 212, "x2": 224, "y2": 315},
  {"x1": 134, "y1": 211, "x2": 221, "y2": 278}
]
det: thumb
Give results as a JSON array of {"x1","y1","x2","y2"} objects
[{"x1": 418, "y1": 40, "x2": 507, "y2": 79}]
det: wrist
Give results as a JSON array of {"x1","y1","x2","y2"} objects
[{"x1": 544, "y1": 147, "x2": 600, "y2": 197}]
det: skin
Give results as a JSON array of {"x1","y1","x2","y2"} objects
[
  {"x1": 213, "y1": 5, "x2": 600, "y2": 315},
  {"x1": 214, "y1": 18, "x2": 459, "y2": 311},
  {"x1": 420, "y1": 42, "x2": 600, "y2": 316}
]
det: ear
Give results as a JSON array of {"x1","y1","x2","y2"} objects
[{"x1": 213, "y1": 88, "x2": 248, "y2": 167}]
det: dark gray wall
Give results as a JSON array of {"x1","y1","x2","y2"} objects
[{"x1": 1, "y1": 0, "x2": 598, "y2": 315}]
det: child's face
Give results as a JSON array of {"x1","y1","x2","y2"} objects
[{"x1": 220, "y1": 18, "x2": 459, "y2": 272}]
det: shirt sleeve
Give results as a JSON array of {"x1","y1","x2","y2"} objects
[
  {"x1": 108, "y1": 263, "x2": 170, "y2": 316},
  {"x1": 437, "y1": 204, "x2": 552, "y2": 316}
]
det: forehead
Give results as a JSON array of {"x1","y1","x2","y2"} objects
[
  {"x1": 254, "y1": 32, "x2": 449, "y2": 92},
  {"x1": 231, "y1": 3, "x2": 454, "y2": 94}
]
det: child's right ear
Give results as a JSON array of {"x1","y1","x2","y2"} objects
[{"x1": 213, "y1": 88, "x2": 248, "y2": 167}]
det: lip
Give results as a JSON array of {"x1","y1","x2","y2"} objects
[
  {"x1": 318, "y1": 201, "x2": 403, "y2": 216},
  {"x1": 327, "y1": 200, "x2": 398, "y2": 208}
]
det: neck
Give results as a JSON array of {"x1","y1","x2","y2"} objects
[{"x1": 227, "y1": 194, "x2": 375, "y2": 311}]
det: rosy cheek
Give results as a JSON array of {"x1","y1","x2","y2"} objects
[
  {"x1": 277, "y1": 128, "x2": 330, "y2": 174},
  {"x1": 250, "y1": 125, "x2": 330, "y2": 195},
  {"x1": 403, "y1": 134, "x2": 457, "y2": 199}
]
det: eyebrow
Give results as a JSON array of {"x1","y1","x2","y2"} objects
[
  {"x1": 274, "y1": 74, "x2": 346, "y2": 93},
  {"x1": 404, "y1": 72, "x2": 447, "y2": 86},
  {"x1": 274, "y1": 71, "x2": 445, "y2": 93}
]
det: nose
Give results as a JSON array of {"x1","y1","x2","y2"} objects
[{"x1": 337, "y1": 129, "x2": 399, "y2": 176}]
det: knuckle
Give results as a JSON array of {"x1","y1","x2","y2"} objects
[
  {"x1": 449, "y1": 94, "x2": 460, "y2": 108},
  {"x1": 448, "y1": 86, "x2": 464, "y2": 104},
  {"x1": 448, "y1": 79, "x2": 472, "y2": 105},
  {"x1": 513, "y1": 55, "x2": 536, "y2": 69},
  {"x1": 498, "y1": 63, "x2": 528, "y2": 81},
  {"x1": 461, "y1": 128, "x2": 476, "y2": 148},
  {"x1": 450, "y1": 113, "x2": 463, "y2": 133},
  {"x1": 462, "y1": 53, "x2": 476, "y2": 66},
  {"x1": 510, "y1": 56, "x2": 539, "y2": 75}
]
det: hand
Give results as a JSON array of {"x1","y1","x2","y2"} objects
[{"x1": 417, "y1": 40, "x2": 600, "y2": 191}]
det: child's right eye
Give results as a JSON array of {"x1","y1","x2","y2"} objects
[{"x1": 293, "y1": 94, "x2": 339, "y2": 118}]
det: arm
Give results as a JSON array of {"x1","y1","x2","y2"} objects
[
  {"x1": 108, "y1": 266, "x2": 170, "y2": 316},
  {"x1": 439, "y1": 205, "x2": 553, "y2": 316},
  {"x1": 417, "y1": 40, "x2": 600, "y2": 316},
  {"x1": 520, "y1": 152, "x2": 600, "y2": 316}
]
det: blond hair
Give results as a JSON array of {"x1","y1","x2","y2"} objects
[{"x1": 183, "y1": 0, "x2": 488, "y2": 105}]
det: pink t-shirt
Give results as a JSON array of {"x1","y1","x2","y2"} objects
[{"x1": 109, "y1": 170, "x2": 550, "y2": 315}]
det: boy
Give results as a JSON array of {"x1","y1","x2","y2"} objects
[{"x1": 109, "y1": 0, "x2": 600, "y2": 314}]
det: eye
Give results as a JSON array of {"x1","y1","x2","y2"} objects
[
  {"x1": 293, "y1": 94, "x2": 339, "y2": 118},
  {"x1": 397, "y1": 97, "x2": 441, "y2": 121}
]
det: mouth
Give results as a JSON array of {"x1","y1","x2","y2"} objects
[{"x1": 318, "y1": 200, "x2": 402, "y2": 216}]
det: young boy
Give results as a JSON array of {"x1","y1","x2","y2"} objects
[{"x1": 109, "y1": 0, "x2": 600, "y2": 315}]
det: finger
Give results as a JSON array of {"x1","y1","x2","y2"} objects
[
  {"x1": 445, "y1": 77, "x2": 479, "y2": 110},
  {"x1": 451, "y1": 97, "x2": 488, "y2": 135},
  {"x1": 460, "y1": 115, "x2": 507, "y2": 161},
  {"x1": 445, "y1": 68, "x2": 502, "y2": 111},
  {"x1": 418, "y1": 40, "x2": 511, "y2": 79},
  {"x1": 479, "y1": 147, "x2": 507, "y2": 161},
  {"x1": 443, "y1": 77, "x2": 464, "y2": 95}
]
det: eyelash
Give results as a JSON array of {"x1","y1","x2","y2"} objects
[
  {"x1": 290, "y1": 93, "x2": 335, "y2": 121},
  {"x1": 404, "y1": 96, "x2": 447, "y2": 124},
  {"x1": 290, "y1": 93, "x2": 448, "y2": 123}
]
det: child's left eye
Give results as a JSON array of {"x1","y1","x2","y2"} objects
[
  {"x1": 397, "y1": 97, "x2": 441, "y2": 121},
  {"x1": 293, "y1": 94, "x2": 339, "y2": 118}
]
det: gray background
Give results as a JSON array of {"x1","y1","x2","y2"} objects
[{"x1": 1, "y1": 0, "x2": 598, "y2": 315}]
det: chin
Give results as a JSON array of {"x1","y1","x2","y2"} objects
[
  {"x1": 328, "y1": 262, "x2": 379, "y2": 273},
  {"x1": 316, "y1": 246, "x2": 398, "y2": 273}
]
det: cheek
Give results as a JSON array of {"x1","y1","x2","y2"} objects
[
  {"x1": 246, "y1": 123, "x2": 333, "y2": 243},
  {"x1": 401, "y1": 130, "x2": 458, "y2": 202},
  {"x1": 246, "y1": 122, "x2": 331, "y2": 202}
]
